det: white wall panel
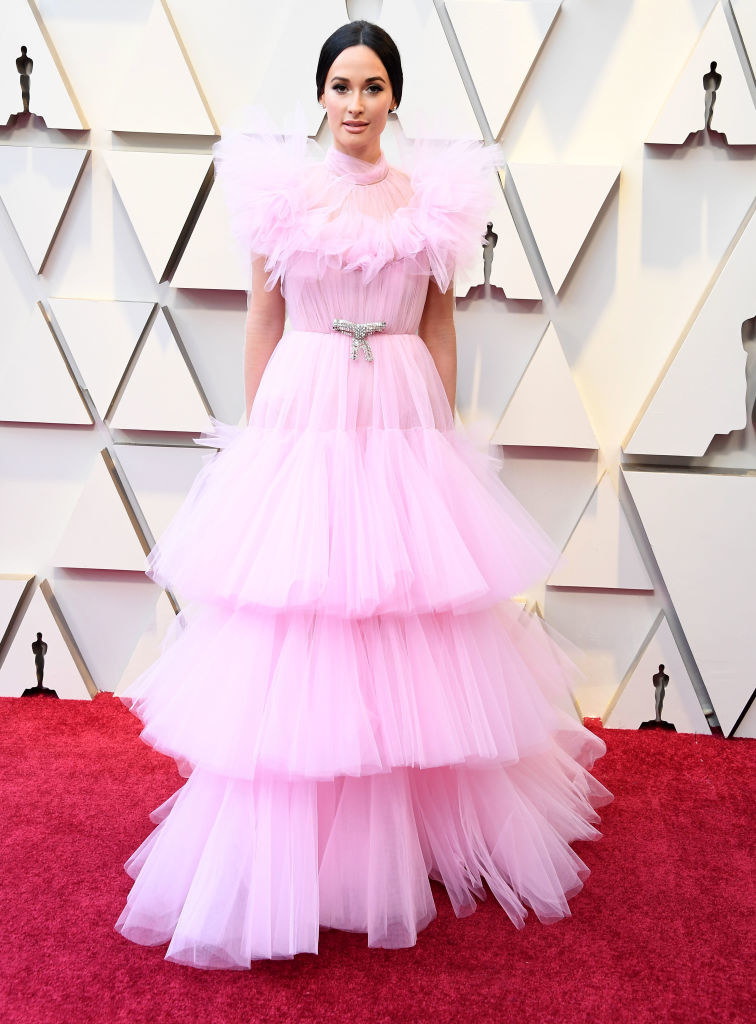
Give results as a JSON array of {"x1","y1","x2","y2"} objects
[
  {"x1": 626, "y1": 469, "x2": 756, "y2": 736},
  {"x1": 446, "y1": 0, "x2": 561, "y2": 139},
  {"x1": 109, "y1": 0, "x2": 214, "y2": 134},
  {"x1": 167, "y1": 303, "x2": 247, "y2": 426},
  {"x1": 454, "y1": 172, "x2": 542, "y2": 300},
  {"x1": 104, "y1": 151, "x2": 210, "y2": 282},
  {"x1": 171, "y1": 178, "x2": 249, "y2": 291},
  {"x1": 49, "y1": 298, "x2": 153, "y2": 417},
  {"x1": 492, "y1": 323, "x2": 598, "y2": 448},
  {"x1": 454, "y1": 302, "x2": 545, "y2": 441},
  {"x1": 53, "y1": 574, "x2": 163, "y2": 693},
  {"x1": 53, "y1": 451, "x2": 147, "y2": 571},
  {"x1": 115, "y1": 442, "x2": 209, "y2": 542},
  {"x1": 604, "y1": 611, "x2": 710, "y2": 733},
  {"x1": 732, "y1": 0, "x2": 756, "y2": 69},
  {"x1": 0, "y1": 146, "x2": 87, "y2": 272},
  {"x1": 115, "y1": 590, "x2": 181, "y2": 696},
  {"x1": 543, "y1": 589, "x2": 660, "y2": 719},
  {"x1": 0, "y1": 576, "x2": 34, "y2": 642},
  {"x1": 0, "y1": 305, "x2": 91, "y2": 425},
  {"x1": 167, "y1": 0, "x2": 346, "y2": 135},
  {"x1": 625, "y1": 207, "x2": 755, "y2": 457},
  {"x1": 647, "y1": 2, "x2": 756, "y2": 145},
  {"x1": 381, "y1": 0, "x2": 481, "y2": 139},
  {"x1": 0, "y1": 583, "x2": 93, "y2": 699},
  {"x1": 496, "y1": 453, "x2": 599, "y2": 556},
  {"x1": 109, "y1": 309, "x2": 210, "y2": 432},
  {"x1": 548, "y1": 471, "x2": 653, "y2": 591},
  {"x1": 0, "y1": 427, "x2": 102, "y2": 573},
  {"x1": 0, "y1": 1, "x2": 84, "y2": 128},
  {"x1": 508, "y1": 162, "x2": 619, "y2": 294}
]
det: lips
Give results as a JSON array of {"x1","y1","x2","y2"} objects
[{"x1": 344, "y1": 121, "x2": 368, "y2": 126}]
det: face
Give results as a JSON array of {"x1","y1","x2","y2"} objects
[{"x1": 319, "y1": 44, "x2": 396, "y2": 160}]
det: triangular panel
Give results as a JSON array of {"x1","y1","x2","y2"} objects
[
  {"x1": 381, "y1": 0, "x2": 481, "y2": 140},
  {"x1": 171, "y1": 180, "x2": 248, "y2": 291},
  {"x1": 491, "y1": 323, "x2": 598, "y2": 448},
  {"x1": 50, "y1": 298, "x2": 153, "y2": 417},
  {"x1": 0, "y1": 305, "x2": 91, "y2": 425},
  {"x1": 626, "y1": 468, "x2": 756, "y2": 736},
  {"x1": 115, "y1": 591, "x2": 187, "y2": 697},
  {"x1": 0, "y1": 583, "x2": 94, "y2": 699},
  {"x1": 53, "y1": 452, "x2": 147, "y2": 571},
  {"x1": 446, "y1": 0, "x2": 561, "y2": 138},
  {"x1": 625, "y1": 208, "x2": 755, "y2": 457},
  {"x1": 109, "y1": 309, "x2": 209, "y2": 432},
  {"x1": 0, "y1": 146, "x2": 88, "y2": 272},
  {"x1": 508, "y1": 162, "x2": 619, "y2": 294},
  {"x1": 0, "y1": 1, "x2": 84, "y2": 128},
  {"x1": 604, "y1": 612, "x2": 711, "y2": 734},
  {"x1": 108, "y1": 0, "x2": 214, "y2": 135},
  {"x1": 455, "y1": 169, "x2": 542, "y2": 300},
  {"x1": 732, "y1": 0, "x2": 756, "y2": 70},
  {"x1": 104, "y1": 150, "x2": 210, "y2": 281},
  {"x1": 647, "y1": 2, "x2": 756, "y2": 145},
  {"x1": 548, "y1": 471, "x2": 653, "y2": 590},
  {"x1": 115, "y1": 442, "x2": 208, "y2": 542},
  {"x1": 0, "y1": 575, "x2": 35, "y2": 648}
]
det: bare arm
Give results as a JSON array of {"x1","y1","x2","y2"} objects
[
  {"x1": 244, "y1": 256, "x2": 286, "y2": 421},
  {"x1": 418, "y1": 276, "x2": 457, "y2": 415}
]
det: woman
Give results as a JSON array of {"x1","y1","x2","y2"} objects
[{"x1": 114, "y1": 19, "x2": 613, "y2": 969}]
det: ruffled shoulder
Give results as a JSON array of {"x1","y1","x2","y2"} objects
[
  {"x1": 392, "y1": 135, "x2": 504, "y2": 292},
  {"x1": 211, "y1": 103, "x2": 326, "y2": 289}
]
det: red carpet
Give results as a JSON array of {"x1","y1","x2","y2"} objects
[{"x1": 1, "y1": 693, "x2": 752, "y2": 1024}]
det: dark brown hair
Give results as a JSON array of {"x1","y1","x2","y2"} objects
[{"x1": 316, "y1": 20, "x2": 403, "y2": 109}]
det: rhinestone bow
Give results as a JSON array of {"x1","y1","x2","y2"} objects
[{"x1": 332, "y1": 318, "x2": 387, "y2": 361}]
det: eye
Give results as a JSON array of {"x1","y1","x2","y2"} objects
[{"x1": 330, "y1": 83, "x2": 384, "y2": 94}]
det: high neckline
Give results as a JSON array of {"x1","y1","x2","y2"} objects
[{"x1": 324, "y1": 144, "x2": 389, "y2": 185}]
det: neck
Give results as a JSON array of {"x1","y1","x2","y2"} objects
[{"x1": 331, "y1": 142, "x2": 382, "y2": 164}]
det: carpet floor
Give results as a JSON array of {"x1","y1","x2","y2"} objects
[{"x1": 1, "y1": 693, "x2": 752, "y2": 1024}]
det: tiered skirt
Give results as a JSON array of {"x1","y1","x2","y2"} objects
[{"x1": 115, "y1": 328, "x2": 613, "y2": 968}]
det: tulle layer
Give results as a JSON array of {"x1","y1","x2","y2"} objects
[
  {"x1": 116, "y1": 107, "x2": 613, "y2": 968},
  {"x1": 211, "y1": 103, "x2": 504, "y2": 293},
  {"x1": 118, "y1": 597, "x2": 601, "y2": 784},
  {"x1": 145, "y1": 331, "x2": 562, "y2": 618},
  {"x1": 114, "y1": 751, "x2": 612, "y2": 967}
]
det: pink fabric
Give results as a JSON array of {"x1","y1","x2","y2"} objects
[
  {"x1": 115, "y1": 110, "x2": 613, "y2": 968},
  {"x1": 210, "y1": 103, "x2": 504, "y2": 297}
]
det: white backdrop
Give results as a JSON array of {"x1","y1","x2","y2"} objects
[{"x1": 0, "y1": 0, "x2": 754, "y2": 736}]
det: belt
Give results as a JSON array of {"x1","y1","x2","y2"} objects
[{"x1": 331, "y1": 318, "x2": 387, "y2": 361}]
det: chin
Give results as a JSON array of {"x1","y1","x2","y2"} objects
[{"x1": 338, "y1": 131, "x2": 375, "y2": 147}]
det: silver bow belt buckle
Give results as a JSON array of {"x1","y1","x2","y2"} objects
[{"x1": 331, "y1": 318, "x2": 387, "y2": 361}]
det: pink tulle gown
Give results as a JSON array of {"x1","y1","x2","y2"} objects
[{"x1": 114, "y1": 112, "x2": 613, "y2": 969}]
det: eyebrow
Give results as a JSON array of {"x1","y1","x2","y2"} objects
[{"x1": 329, "y1": 75, "x2": 386, "y2": 84}]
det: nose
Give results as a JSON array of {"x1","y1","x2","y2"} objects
[{"x1": 347, "y1": 91, "x2": 364, "y2": 116}]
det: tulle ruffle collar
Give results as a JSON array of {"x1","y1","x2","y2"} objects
[
  {"x1": 212, "y1": 104, "x2": 504, "y2": 293},
  {"x1": 323, "y1": 145, "x2": 390, "y2": 185}
]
